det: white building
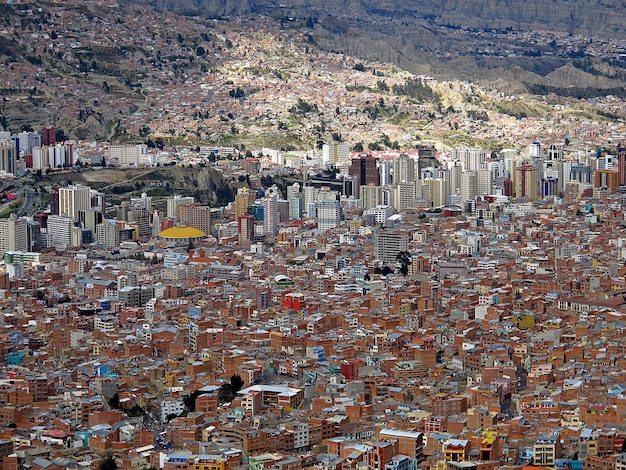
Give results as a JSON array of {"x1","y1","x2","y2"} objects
[{"x1": 0, "y1": 214, "x2": 28, "y2": 255}]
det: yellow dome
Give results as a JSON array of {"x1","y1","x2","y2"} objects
[{"x1": 159, "y1": 225, "x2": 207, "y2": 240}]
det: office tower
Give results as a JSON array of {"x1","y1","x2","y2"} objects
[
  {"x1": 303, "y1": 186, "x2": 318, "y2": 217},
  {"x1": 501, "y1": 149, "x2": 520, "y2": 179},
  {"x1": 595, "y1": 170, "x2": 619, "y2": 192},
  {"x1": 322, "y1": 142, "x2": 350, "y2": 166},
  {"x1": 314, "y1": 199, "x2": 342, "y2": 232},
  {"x1": 152, "y1": 211, "x2": 161, "y2": 237},
  {"x1": 515, "y1": 164, "x2": 539, "y2": 200},
  {"x1": 547, "y1": 144, "x2": 563, "y2": 161},
  {"x1": 107, "y1": 144, "x2": 148, "y2": 166},
  {"x1": 262, "y1": 196, "x2": 278, "y2": 236},
  {"x1": 59, "y1": 184, "x2": 92, "y2": 221},
  {"x1": 453, "y1": 147, "x2": 489, "y2": 172},
  {"x1": 234, "y1": 188, "x2": 256, "y2": 219},
  {"x1": 127, "y1": 206, "x2": 151, "y2": 237},
  {"x1": 32, "y1": 147, "x2": 48, "y2": 170},
  {"x1": 374, "y1": 229, "x2": 410, "y2": 264},
  {"x1": 476, "y1": 168, "x2": 494, "y2": 196},
  {"x1": 238, "y1": 214, "x2": 255, "y2": 244},
  {"x1": 130, "y1": 192, "x2": 152, "y2": 212},
  {"x1": 47, "y1": 215, "x2": 75, "y2": 249},
  {"x1": 47, "y1": 144, "x2": 66, "y2": 168},
  {"x1": 287, "y1": 183, "x2": 303, "y2": 220},
  {"x1": 460, "y1": 171, "x2": 477, "y2": 203},
  {"x1": 422, "y1": 178, "x2": 449, "y2": 207},
  {"x1": 597, "y1": 154, "x2": 615, "y2": 170},
  {"x1": 529, "y1": 142, "x2": 541, "y2": 157},
  {"x1": 378, "y1": 160, "x2": 392, "y2": 186},
  {"x1": 619, "y1": 151, "x2": 626, "y2": 187},
  {"x1": 349, "y1": 154, "x2": 379, "y2": 188},
  {"x1": 96, "y1": 221, "x2": 121, "y2": 248},
  {"x1": 392, "y1": 154, "x2": 416, "y2": 183},
  {"x1": 79, "y1": 209, "x2": 104, "y2": 237},
  {"x1": 568, "y1": 163, "x2": 591, "y2": 184},
  {"x1": 42, "y1": 126, "x2": 56, "y2": 146},
  {"x1": 541, "y1": 177, "x2": 558, "y2": 197},
  {"x1": 0, "y1": 139, "x2": 16, "y2": 175},
  {"x1": 0, "y1": 214, "x2": 28, "y2": 255},
  {"x1": 178, "y1": 204, "x2": 212, "y2": 235},
  {"x1": 393, "y1": 182, "x2": 420, "y2": 211},
  {"x1": 166, "y1": 195, "x2": 194, "y2": 219},
  {"x1": 449, "y1": 161, "x2": 462, "y2": 195},
  {"x1": 359, "y1": 184, "x2": 384, "y2": 210}
]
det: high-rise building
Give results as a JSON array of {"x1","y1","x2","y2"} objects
[
  {"x1": 0, "y1": 139, "x2": 16, "y2": 175},
  {"x1": 374, "y1": 229, "x2": 410, "y2": 264},
  {"x1": 46, "y1": 215, "x2": 75, "y2": 249},
  {"x1": 392, "y1": 154, "x2": 416, "y2": 183},
  {"x1": 0, "y1": 214, "x2": 28, "y2": 255},
  {"x1": 349, "y1": 154, "x2": 379, "y2": 188},
  {"x1": 238, "y1": 214, "x2": 255, "y2": 244},
  {"x1": 152, "y1": 211, "x2": 161, "y2": 237},
  {"x1": 262, "y1": 196, "x2": 278, "y2": 236},
  {"x1": 287, "y1": 183, "x2": 303, "y2": 220},
  {"x1": 515, "y1": 164, "x2": 539, "y2": 200},
  {"x1": 166, "y1": 195, "x2": 194, "y2": 218},
  {"x1": 314, "y1": 199, "x2": 342, "y2": 232},
  {"x1": 79, "y1": 209, "x2": 103, "y2": 237},
  {"x1": 618, "y1": 150, "x2": 626, "y2": 187},
  {"x1": 379, "y1": 160, "x2": 392, "y2": 186},
  {"x1": 130, "y1": 192, "x2": 152, "y2": 212},
  {"x1": 449, "y1": 161, "x2": 462, "y2": 196},
  {"x1": 59, "y1": 184, "x2": 92, "y2": 221},
  {"x1": 476, "y1": 168, "x2": 494, "y2": 196},
  {"x1": 595, "y1": 169, "x2": 619, "y2": 192},
  {"x1": 359, "y1": 184, "x2": 384, "y2": 210},
  {"x1": 107, "y1": 144, "x2": 149, "y2": 166},
  {"x1": 460, "y1": 171, "x2": 477, "y2": 203},
  {"x1": 422, "y1": 178, "x2": 449, "y2": 207},
  {"x1": 393, "y1": 182, "x2": 420, "y2": 211},
  {"x1": 322, "y1": 142, "x2": 350, "y2": 166},
  {"x1": 178, "y1": 204, "x2": 212, "y2": 235},
  {"x1": 234, "y1": 188, "x2": 256, "y2": 219},
  {"x1": 42, "y1": 126, "x2": 56, "y2": 146},
  {"x1": 96, "y1": 220, "x2": 121, "y2": 248}
]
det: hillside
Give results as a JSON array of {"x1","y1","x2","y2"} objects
[{"x1": 125, "y1": 0, "x2": 626, "y2": 93}]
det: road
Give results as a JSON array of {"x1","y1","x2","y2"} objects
[{"x1": 17, "y1": 187, "x2": 38, "y2": 217}]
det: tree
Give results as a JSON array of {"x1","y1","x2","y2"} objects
[
  {"x1": 55, "y1": 129, "x2": 67, "y2": 142},
  {"x1": 108, "y1": 393, "x2": 120, "y2": 409},
  {"x1": 218, "y1": 383, "x2": 235, "y2": 403},
  {"x1": 230, "y1": 374, "x2": 244, "y2": 392},
  {"x1": 396, "y1": 251, "x2": 412, "y2": 276},
  {"x1": 353, "y1": 63, "x2": 365, "y2": 72},
  {"x1": 352, "y1": 142, "x2": 364, "y2": 152},
  {"x1": 98, "y1": 454, "x2": 117, "y2": 470}
]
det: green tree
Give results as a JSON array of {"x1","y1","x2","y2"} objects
[
  {"x1": 98, "y1": 454, "x2": 117, "y2": 470},
  {"x1": 230, "y1": 374, "x2": 244, "y2": 392}
]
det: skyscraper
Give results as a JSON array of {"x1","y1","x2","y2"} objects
[
  {"x1": 166, "y1": 195, "x2": 194, "y2": 219},
  {"x1": 422, "y1": 178, "x2": 449, "y2": 207},
  {"x1": 314, "y1": 199, "x2": 342, "y2": 232},
  {"x1": 262, "y1": 196, "x2": 278, "y2": 236},
  {"x1": 0, "y1": 214, "x2": 28, "y2": 255},
  {"x1": 374, "y1": 229, "x2": 410, "y2": 264},
  {"x1": 287, "y1": 183, "x2": 303, "y2": 220},
  {"x1": 322, "y1": 142, "x2": 350, "y2": 166},
  {"x1": 59, "y1": 184, "x2": 92, "y2": 221},
  {"x1": 0, "y1": 139, "x2": 16, "y2": 175},
  {"x1": 234, "y1": 188, "x2": 256, "y2": 219},
  {"x1": 349, "y1": 154, "x2": 379, "y2": 188},
  {"x1": 515, "y1": 164, "x2": 539, "y2": 201},
  {"x1": 392, "y1": 154, "x2": 416, "y2": 183}
]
